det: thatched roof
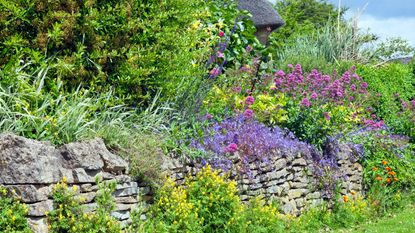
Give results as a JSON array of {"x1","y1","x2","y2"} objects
[{"x1": 238, "y1": 0, "x2": 284, "y2": 31}]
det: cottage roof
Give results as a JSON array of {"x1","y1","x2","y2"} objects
[{"x1": 237, "y1": 0, "x2": 284, "y2": 31}]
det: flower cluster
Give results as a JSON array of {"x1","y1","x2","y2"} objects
[
  {"x1": 273, "y1": 65, "x2": 368, "y2": 108},
  {"x1": 372, "y1": 160, "x2": 399, "y2": 185},
  {"x1": 191, "y1": 115, "x2": 314, "y2": 175}
]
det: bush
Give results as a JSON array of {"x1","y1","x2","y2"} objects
[
  {"x1": 356, "y1": 63, "x2": 415, "y2": 140},
  {"x1": 0, "y1": 0, "x2": 212, "y2": 105},
  {"x1": 47, "y1": 178, "x2": 122, "y2": 232},
  {"x1": 0, "y1": 186, "x2": 31, "y2": 233}
]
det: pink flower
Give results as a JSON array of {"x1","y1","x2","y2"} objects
[
  {"x1": 300, "y1": 98, "x2": 311, "y2": 107},
  {"x1": 243, "y1": 109, "x2": 254, "y2": 119},
  {"x1": 361, "y1": 82, "x2": 368, "y2": 89},
  {"x1": 224, "y1": 143, "x2": 238, "y2": 153},
  {"x1": 245, "y1": 45, "x2": 253, "y2": 53},
  {"x1": 245, "y1": 96, "x2": 255, "y2": 105},
  {"x1": 275, "y1": 70, "x2": 285, "y2": 77},
  {"x1": 209, "y1": 67, "x2": 220, "y2": 77},
  {"x1": 217, "y1": 51, "x2": 224, "y2": 58},
  {"x1": 232, "y1": 86, "x2": 242, "y2": 93},
  {"x1": 219, "y1": 31, "x2": 225, "y2": 37},
  {"x1": 411, "y1": 100, "x2": 415, "y2": 108},
  {"x1": 323, "y1": 112, "x2": 330, "y2": 121},
  {"x1": 310, "y1": 92, "x2": 318, "y2": 99},
  {"x1": 205, "y1": 113, "x2": 213, "y2": 120}
]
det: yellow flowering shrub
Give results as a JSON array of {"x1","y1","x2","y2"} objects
[
  {"x1": 142, "y1": 165, "x2": 244, "y2": 232},
  {"x1": 47, "y1": 178, "x2": 121, "y2": 233},
  {"x1": 0, "y1": 186, "x2": 31, "y2": 232}
]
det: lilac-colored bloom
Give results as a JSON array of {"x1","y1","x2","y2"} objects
[
  {"x1": 245, "y1": 45, "x2": 253, "y2": 53},
  {"x1": 205, "y1": 113, "x2": 213, "y2": 120},
  {"x1": 245, "y1": 96, "x2": 255, "y2": 105},
  {"x1": 209, "y1": 67, "x2": 220, "y2": 78},
  {"x1": 323, "y1": 112, "x2": 330, "y2": 121},
  {"x1": 243, "y1": 109, "x2": 254, "y2": 119},
  {"x1": 361, "y1": 82, "x2": 368, "y2": 89},
  {"x1": 217, "y1": 51, "x2": 224, "y2": 58},
  {"x1": 224, "y1": 143, "x2": 238, "y2": 153},
  {"x1": 301, "y1": 98, "x2": 311, "y2": 107},
  {"x1": 310, "y1": 92, "x2": 318, "y2": 99}
]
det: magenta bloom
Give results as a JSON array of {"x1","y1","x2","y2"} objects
[
  {"x1": 243, "y1": 109, "x2": 254, "y2": 119},
  {"x1": 323, "y1": 112, "x2": 330, "y2": 121},
  {"x1": 245, "y1": 45, "x2": 253, "y2": 53},
  {"x1": 218, "y1": 31, "x2": 225, "y2": 37},
  {"x1": 275, "y1": 70, "x2": 285, "y2": 77},
  {"x1": 310, "y1": 92, "x2": 318, "y2": 99},
  {"x1": 361, "y1": 82, "x2": 368, "y2": 89},
  {"x1": 209, "y1": 68, "x2": 220, "y2": 77},
  {"x1": 245, "y1": 96, "x2": 255, "y2": 105},
  {"x1": 205, "y1": 113, "x2": 213, "y2": 120},
  {"x1": 224, "y1": 143, "x2": 238, "y2": 153},
  {"x1": 217, "y1": 51, "x2": 224, "y2": 58},
  {"x1": 301, "y1": 98, "x2": 311, "y2": 107},
  {"x1": 411, "y1": 100, "x2": 415, "y2": 107}
]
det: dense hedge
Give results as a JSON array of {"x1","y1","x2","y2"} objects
[{"x1": 0, "y1": 0, "x2": 211, "y2": 105}]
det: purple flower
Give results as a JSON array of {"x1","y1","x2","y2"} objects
[
  {"x1": 323, "y1": 112, "x2": 331, "y2": 121},
  {"x1": 301, "y1": 98, "x2": 311, "y2": 107},
  {"x1": 411, "y1": 100, "x2": 415, "y2": 108},
  {"x1": 224, "y1": 143, "x2": 238, "y2": 153},
  {"x1": 205, "y1": 113, "x2": 213, "y2": 120},
  {"x1": 361, "y1": 82, "x2": 368, "y2": 89},
  {"x1": 310, "y1": 92, "x2": 318, "y2": 99},
  {"x1": 275, "y1": 70, "x2": 285, "y2": 77},
  {"x1": 245, "y1": 45, "x2": 253, "y2": 53},
  {"x1": 209, "y1": 67, "x2": 221, "y2": 78},
  {"x1": 217, "y1": 51, "x2": 224, "y2": 58},
  {"x1": 245, "y1": 96, "x2": 255, "y2": 105},
  {"x1": 243, "y1": 109, "x2": 254, "y2": 119}
]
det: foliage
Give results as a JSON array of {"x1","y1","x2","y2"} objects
[
  {"x1": 270, "y1": 0, "x2": 343, "y2": 50},
  {"x1": 0, "y1": 186, "x2": 31, "y2": 233},
  {"x1": 356, "y1": 63, "x2": 415, "y2": 141},
  {"x1": 140, "y1": 165, "x2": 243, "y2": 232},
  {"x1": 373, "y1": 37, "x2": 414, "y2": 61},
  {"x1": 47, "y1": 177, "x2": 122, "y2": 233},
  {"x1": 295, "y1": 193, "x2": 370, "y2": 231},
  {"x1": 0, "y1": 0, "x2": 212, "y2": 105}
]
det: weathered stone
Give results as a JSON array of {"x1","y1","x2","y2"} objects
[
  {"x1": 111, "y1": 210, "x2": 130, "y2": 220},
  {"x1": 59, "y1": 139, "x2": 105, "y2": 170},
  {"x1": 80, "y1": 183, "x2": 93, "y2": 192},
  {"x1": 288, "y1": 189, "x2": 308, "y2": 199},
  {"x1": 282, "y1": 200, "x2": 297, "y2": 214},
  {"x1": 83, "y1": 203, "x2": 98, "y2": 212},
  {"x1": 268, "y1": 169, "x2": 288, "y2": 180},
  {"x1": 290, "y1": 182, "x2": 308, "y2": 189},
  {"x1": 115, "y1": 196, "x2": 139, "y2": 204},
  {"x1": 274, "y1": 159, "x2": 287, "y2": 171},
  {"x1": 267, "y1": 186, "x2": 282, "y2": 195},
  {"x1": 4, "y1": 185, "x2": 50, "y2": 203},
  {"x1": 115, "y1": 203, "x2": 135, "y2": 211},
  {"x1": 28, "y1": 217, "x2": 48, "y2": 233},
  {"x1": 76, "y1": 192, "x2": 96, "y2": 203},
  {"x1": 73, "y1": 168, "x2": 95, "y2": 183},
  {"x1": 0, "y1": 134, "x2": 63, "y2": 184},
  {"x1": 292, "y1": 158, "x2": 307, "y2": 166},
  {"x1": 28, "y1": 200, "x2": 53, "y2": 217}
]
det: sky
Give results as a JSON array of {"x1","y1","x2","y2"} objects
[
  {"x1": 269, "y1": 0, "x2": 415, "y2": 47},
  {"x1": 328, "y1": 0, "x2": 415, "y2": 47}
]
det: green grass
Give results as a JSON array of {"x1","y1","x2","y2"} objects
[{"x1": 335, "y1": 204, "x2": 415, "y2": 233}]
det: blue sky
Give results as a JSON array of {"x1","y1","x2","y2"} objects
[{"x1": 328, "y1": 0, "x2": 415, "y2": 47}]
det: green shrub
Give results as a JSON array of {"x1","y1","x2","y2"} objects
[
  {"x1": 47, "y1": 178, "x2": 121, "y2": 232},
  {"x1": 0, "y1": 186, "x2": 32, "y2": 233},
  {"x1": 357, "y1": 63, "x2": 415, "y2": 139},
  {"x1": 0, "y1": 0, "x2": 211, "y2": 105}
]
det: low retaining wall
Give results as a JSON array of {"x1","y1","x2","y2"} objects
[
  {"x1": 1, "y1": 133, "x2": 364, "y2": 232},
  {"x1": 0, "y1": 134, "x2": 151, "y2": 233},
  {"x1": 164, "y1": 143, "x2": 363, "y2": 215}
]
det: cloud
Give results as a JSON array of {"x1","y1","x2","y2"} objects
[{"x1": 357, "y1": 15, "x2": 415, "y2": 47}]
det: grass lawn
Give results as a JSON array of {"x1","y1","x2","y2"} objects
[{"x1": 336, "y1": 204, "x2": 415, "y2": 233}]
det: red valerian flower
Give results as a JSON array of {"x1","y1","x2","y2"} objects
[
  {"x1": 243, "y1": 109, "x2": 254, "y2": 119},
  {"x1": 245, "y1": 96, "x2": 255, "y2": 105},
  {"x1": 224, "y1": 143, "x2": 238, "y2": 153},
  {"x1": 218, "y1": 31, "x2": 225, "y2": 37}
]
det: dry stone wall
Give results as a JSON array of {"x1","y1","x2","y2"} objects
[
  {"x1": 164, "y1": 143, "x2": 363, "y2": 215},
  {"x1": 0, "y1": 133, "x2": 151, "y2": 233},
  {"x1": 1, "y1": 133, "x2": 364, "y2": 232}
]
